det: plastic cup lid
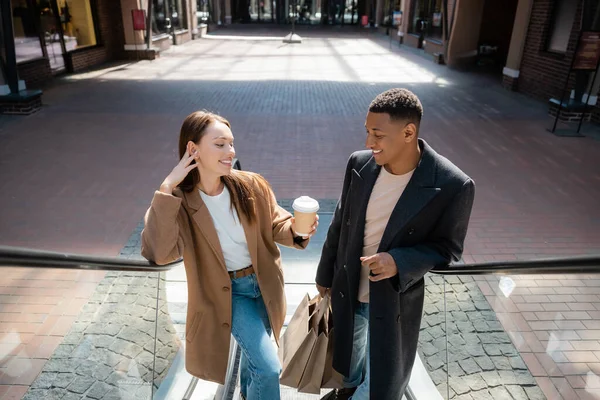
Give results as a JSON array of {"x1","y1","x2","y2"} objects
[{"x1": 292, "y1": 196, "x2": 320, "y2": 213}]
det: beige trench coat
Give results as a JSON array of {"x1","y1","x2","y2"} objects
[{"x1": 141, "y1": 171, "x2": 308, "y2": 384}]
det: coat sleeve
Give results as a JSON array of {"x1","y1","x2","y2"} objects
[
  {"x1": 388, "y1": 178, "x2": 475, "y2": 293},
  {"x1": 315, "y1": 154, "x2": 354, "y2": 288},
  {"x1": 267, "y1": 183, "x2": 310, "y2": 250},
  {"x1": 141, "y1": 190, "x2": 185, "y2": 265}
]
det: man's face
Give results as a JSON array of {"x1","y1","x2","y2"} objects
[{"x1": 364, "y1": 111, "x2": 413, "y2": 166}]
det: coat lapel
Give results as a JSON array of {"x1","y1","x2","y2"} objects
[
  {"x1": 378, "y1": 139, "x2": 441, "y2": 251},
  {"x1": 354, "y1": 157, "x2": 381, "y2": 224},
  {"x1": 184, "y1": 190, "x2": 227, "y2": 272},
  {"x1": 349, "y1": 157, "x2": 381, "y2": 265}
]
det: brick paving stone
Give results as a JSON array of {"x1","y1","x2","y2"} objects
[{"x1": 419, "y1": 274, "x2": 540, "y2": 399}]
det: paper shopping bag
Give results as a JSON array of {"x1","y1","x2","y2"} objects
[
  {"x1": 278, "y1": 294, "x2": 318, "y2": 387},
  {"x1": 297, "y1": 296, "x2": 331, "y2": 393},
  {"x1": 279, "y1": 294, "x2": 329, "y2": 388}
]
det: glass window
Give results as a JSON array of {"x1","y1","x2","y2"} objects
[
  {"x1": 428, "y1": 0, "x2": 442, "y2": 41},
  {"x1": 197, "y1": 0, "x2": 211, "y2": 24},
  {"x1": 152, "y1": 0, "x2": 188, "y2": 35},
  {"x1": 170, "y1": 0, "x2": 188, "y2": 30},
  {"x1": 12, "y1": 0, "x2": 44, "y2": 63},
  {"x1": 152, "y1": 0, "x2": 170, "y2": 35},
  {"x1": 37, "y1": 0, "x2": 66, "y2": 71},
  {"x1": 56, "y1": 0, "x2": 97, "y2": 50},
  {"x1": 548, "y1": 0, "x2": 577, "y2": 53},
  {"x1": 409, "y1": 0, "x2": 442, "y2": 41},
  {"x1": 410, "y1": 0, "x2": 426, "y2": 34},
  {"x1": 383, "y1": 0, "x2": 401, "y2": 27}
]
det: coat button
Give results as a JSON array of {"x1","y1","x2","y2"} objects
[
  {"x1": 408, "y1": 228, "x2": 415, "y2": 235},
  {"x1": 222, "y1": 323, "x2": 230, "y2": 329},
  {"x1": 339, "y1": 292, "x2": 345, "y2": 298},
  {"x1": 222, "y1": 286, "x2": 230, "y2": 292}
]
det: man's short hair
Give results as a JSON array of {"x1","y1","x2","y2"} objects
[{"x1": 369, "y1": 88, "x2": 423, "y2": 124}]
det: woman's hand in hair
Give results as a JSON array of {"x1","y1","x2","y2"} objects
[{"x1": 160, "y1": 148, "x2": 198, "y2": 194}]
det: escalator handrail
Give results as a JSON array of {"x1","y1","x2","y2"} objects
[
  {"x1": 431, "y1": 254, "x2": 600, "y2": 275},
  {"x1": 0, "y1": 245, "x2": 180, "y2": 272},
  {"x1": 3, "y1": 244, "x2": 598, "y2": 276}
]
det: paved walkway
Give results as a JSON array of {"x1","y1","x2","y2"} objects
[{"x1": 0, "y1": 26, "x2": 599, "y2": 399}]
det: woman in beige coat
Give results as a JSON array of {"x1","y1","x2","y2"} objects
[{"x1": 141, "y1": 111, "x2": 318, "y2": 400}]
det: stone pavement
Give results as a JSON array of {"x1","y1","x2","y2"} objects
[
  {"x1": 0, "y1": 26, "x2": 600, "y2": 399},
  {"x1": 21, "y1": 224, "x2": 179, "y2": 400}
]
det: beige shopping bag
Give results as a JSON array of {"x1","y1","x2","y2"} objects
[
  {"x1": 321, "y1": 325, "x2": 344, "y2": 389},
  {"x1": 279, "y1": 294, "x2": 329, "y2": 388},
  {"x1": 279, "y1": 294, "x2": 318, "y2": 387},
  {"x1": 297, "y1": 296, "x2": 331, "y2": 394}
]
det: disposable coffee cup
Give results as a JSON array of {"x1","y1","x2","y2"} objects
[{"x1": 292, "y1": 196, "x2": 320, "y2": 237}]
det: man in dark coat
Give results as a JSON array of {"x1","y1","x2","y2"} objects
[{"x1": 316, "y1": 88, "x2": 475, "y2": 400}]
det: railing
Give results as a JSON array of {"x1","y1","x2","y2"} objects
[
  {"x1": 215, "y1": 255, "x2": 600, "y2": 400},
  {"x1": 427, "y1": 256, "x2": 600, "y2": 400},
  {"x1": 196, "y1": 254, "x2": 600, "y2": 400},
  {"x1": 431, "y1": 255, "x2": 600, "y2": 275},
  {"x1": 0, "y1": 245, "x2": 244, "y2": 400},
  {"x1": 0, "y1": 245, "x2": 176, "y2": 272},
  {"x1": 2, "y1": 244, "x2": 599, "y2": 400},
  {"x1": 0, "y1": 246, "x2": 182, "y2": 400}
]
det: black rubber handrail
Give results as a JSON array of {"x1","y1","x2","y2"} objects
[
  {"x1": 2, "y1": 245, "x2": 599, "y2": 275},
  {"x1": 431, "y1": 255, "x2": 600, "y2": 275},
  {"x1": 0, "y1": 245, "x2": 180, "y2": 272}
]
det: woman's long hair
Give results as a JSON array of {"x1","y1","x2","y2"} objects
[{"x1": 178, "y1": 111, "x2": 265, "y2": 223}]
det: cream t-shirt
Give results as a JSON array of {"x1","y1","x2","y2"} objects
[
  {"x1": 200, "y1": 187, "x2": 253, "y2": 272},
  {"x1": 359, "y1": 167, "x2": 415, "y2": 303}
]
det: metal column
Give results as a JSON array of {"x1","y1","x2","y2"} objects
[{"x1": 1, "y1": 0, "x2": 20, "y2": 94}]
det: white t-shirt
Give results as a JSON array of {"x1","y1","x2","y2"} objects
[
  {"x1": 199, "y1": 186, "x2": 253, "y2": 272},
  {"x1": 359, "y1": 167, "x2": 415, "y2": 303}
]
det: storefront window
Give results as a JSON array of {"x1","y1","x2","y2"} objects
[
  {"x1": 170, "y1": 0, "x2": 188, "y2": 30},
  {"x1": 37, "y1": 0, "x2": 65, "y2": 71},
  {"x1": 547, "y1": 0, "x2": 577, "y2": 53},
  {"x1": 429, "y1": 0, "x2": 442, "y2": 40},
  {"x1": 35, "y1": 0, "x2": 99, "y2": 72},
  {"x1": 409, "y1": 0, "x2": 442, "y2": 41},
  {"x1": 382, "y1": 0, "x2": 401, "y2": 27},
  {"x1": 11, "y1": 0, "x2": 44, "y2": 63},
  {"x1": 197, "y1": 0, "x2": 210, "y2": 24},
  {"x1": 247, "y1": 0, "x2": 276, "y2": 22},
  {"x1": 152, "y1": 0, "x2": 170, "y2": 35},
  {"x1": 55, "y1": 0, "x2": 98, "y2": 49},
  {"x1": 152, "y1": 0, "x2": 187, "y2": 34}
]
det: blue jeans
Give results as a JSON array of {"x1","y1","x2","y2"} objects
[
  {"x1": 230, "y1": 273, "x2": 281, "y2": 400},
  {"x1": 344, "y1": 302, "x2": 369, "y2": 400}
]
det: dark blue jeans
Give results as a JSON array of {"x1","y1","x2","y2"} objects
[{"x1": 344, "y1": 302, "x2": 369, "y2": 400}]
